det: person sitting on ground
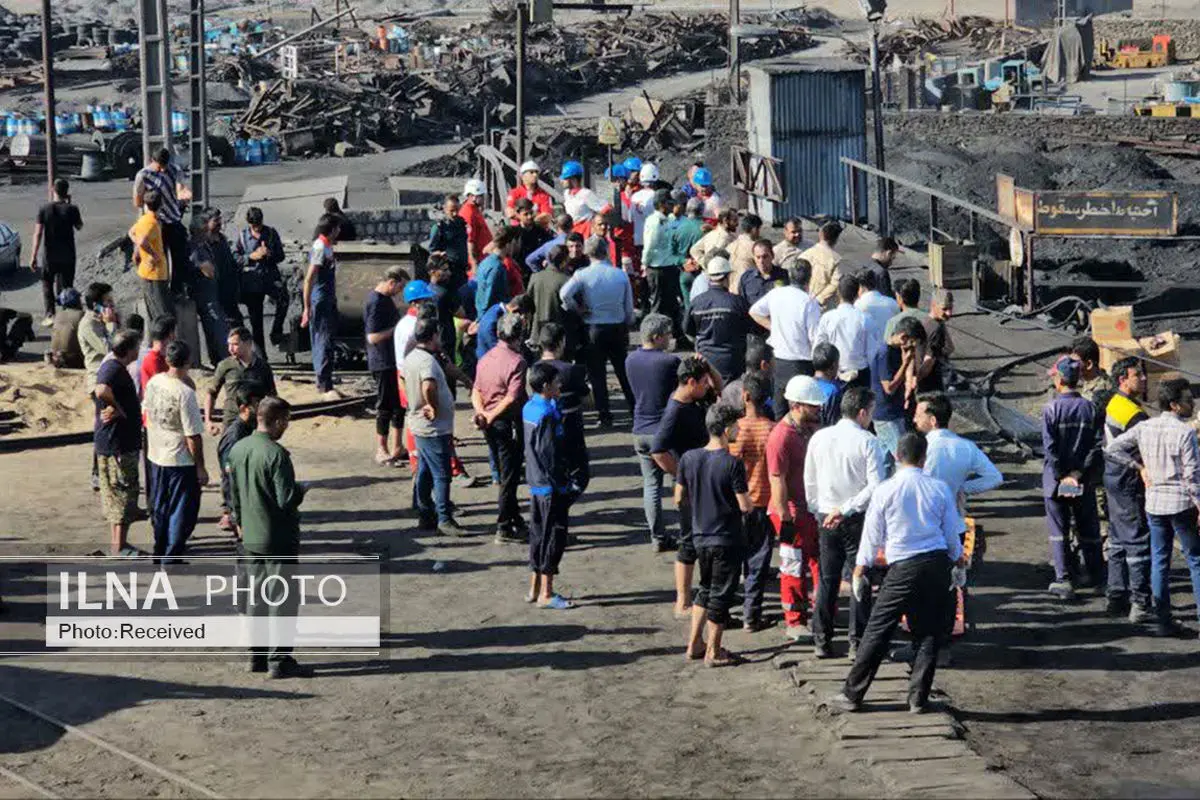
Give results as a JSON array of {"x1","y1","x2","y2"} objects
[
  {"x1": 205, "y1": 326, "x2": 277, "y2": 437},
  {"x1": 218, "y1": 385, "x2": 265, "y2": 535},
  {"x1": 93, "y1": 329, "x2": 145, "y2": 557},
  {"x1": 47, "y1": 287, "x2": 86, "y2": 369},
  {"x1": 523, "y1": 361, "x2": 577, "y2": 610},
  {"x1": 678, "y1": 403, "x2": 753, "y2": 667}
]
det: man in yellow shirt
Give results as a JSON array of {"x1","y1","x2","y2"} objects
[
  {"x1": 129, "y1": 191, "x2": 171, "y2": 323},
  {"x1": 800, "y1": 222, "x2": 844, "y2": 310}
]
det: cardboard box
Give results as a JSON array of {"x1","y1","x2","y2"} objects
[
  {"x1": 1099, "y1": 338, "x2": 1143, "y2": 373},
  {"x1": 1139, "y1": 331, "x2": 1180, "y2": 372},
  {"x1": 1091, "y1": 306, "x2": 1134, "y2": 342}
]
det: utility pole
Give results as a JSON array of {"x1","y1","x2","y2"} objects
[
  {"x1": 40, "y1": 0, "x2": 56, "y2": 197},
  {"x1": 515, "y1": 3, "x2": 527, "y2": 164},
  {"x1": 729, "y1": 0, "x2": 740, "y2": 103},
  {"x1": 869, "y1": 21, "x2": 889, "y2": 234}
]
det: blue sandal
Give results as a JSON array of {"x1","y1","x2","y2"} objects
[{"x1": 539, "y1": 594, "x2": 576, "y2": 610}]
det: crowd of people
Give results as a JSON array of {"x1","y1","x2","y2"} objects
[{"x1": 49, "y1": 151, "x2": 1200, "y2": 697}]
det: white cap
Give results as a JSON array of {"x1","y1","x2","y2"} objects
[
  {"x1": 519, "y1": 160, "x2": 540, "y2": 174},
  {"x1": 463, "y1": 178, "x2": 486, "y2": 197},
  {"x1": 639, "y1": 163, "x2": 660, "y2": 183},
  {"x1": 705, "y1": 255, "x2": 732, "y2": 277},
  {"x1": 784, "y1": 375, "x2": 825, "y2": 406}
]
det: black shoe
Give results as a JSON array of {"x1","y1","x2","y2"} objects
[
  {"x1": 595, "y1": 416, "x2": 614, "y2": 430},
  {"x1": 1155, "y1": 619, "x2": 1191, "y2": 638},
  {"x1": 654, "y1": 538, "x2": 678, "y2": 553},
  {"x1": 417, "y1": 513, "x2": 438, "y2": 531},
  {"x1": 248, "y1": 655, "x2": 268, "y2": 673},
  {"x1": 267, "y1": 656, "x2": 313, "y2": 679},
  {"x1": 743, "y1": 617, "x2": 775, "y2": 633},
  {"x1": 1105, "y1": 595, "x2": 1131, "y2": 617},
  {"x1": 438, "y1": 519, "x2": 471, "y2": 538},
  {"x1": 494, "y1": 527, "x2": 526, "y2": 544}
]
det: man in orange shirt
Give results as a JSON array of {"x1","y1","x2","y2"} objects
[
  {"x1": 459, "y1": 179, "x2": 492, "y2": 272},
  {"x1": 506, "y1": 161, "x2": 553, "y2": 224},
  {"x1": 129, "y1": 191, "x2": 171, "y2": 323},
  {"x1": 729, "y1": 373, "x2": 777, "y2": 632}
]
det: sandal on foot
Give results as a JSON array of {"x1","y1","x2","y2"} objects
[
  {"x1": 524, "y1": 592, "x2": 537, "y2": 604},
  {"x1": 673, "y1": 606, "x2": 693, "y2": 620},
  {"x1": 538, "y1": 594, "x2": 576, "y2": 610},
  {"x1": 705, "y1": 648, "x2": 743, "y2": 668},
  {"x1": 684, "y1": 648, "x2": 706, "y2": 661}
]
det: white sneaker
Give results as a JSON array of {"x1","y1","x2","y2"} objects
[
  {"x1": 784, "y1": 624, "x2": 812, "y2": 642},
  {"x1": 319, "y1": 389, "x2": 344, "y2": 402},
  {"x1": 40, "y1": 315, "x2": 54, "y2": 327}
]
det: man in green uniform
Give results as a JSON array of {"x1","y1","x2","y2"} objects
[
  {"x1": 227, "y1": 395, "x2": 311, "y2": 679},
  {"x1": 669, "y1": 198, "x2": 706, "y2": 328}
]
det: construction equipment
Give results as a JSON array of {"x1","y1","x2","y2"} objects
[{"x1": 1096, "y1": 35, "x2": 1175, "y2": 69}]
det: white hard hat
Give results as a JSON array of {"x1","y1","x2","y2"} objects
[
  {"x1": 784, "y1": 375, "x2": 825, "y2": 406},
  {"x1": 463, "y1": 178, "x2": 486, "y2": 197},
  {"x1": 639, "y1": 163, "x2": 660, "y2": 183},
  {"x1": 705, "y1": 255, "x2": 732, "y2": 277},
  {"x1": 519, "y1": 160, "x2": 540, "y2": 174}
]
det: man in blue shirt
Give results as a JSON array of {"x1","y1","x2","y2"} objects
[
  {"x1": 523, "y1": 361, "x2": 575, "y2": 610},
  {"x1": 1042, "y1": 355, "x2": 1104, "y2": 601},
  {"x1": 686, "y1": 254, "x2": 751, "y2": 384},
  {"x1": 475, "y1": 294, "x2": 533, "y2": 361},
  {"x1": 475, "y1": 227, "x2": 517, "y2": 319},
  {"x1": 524, "y1": 214, "x2": 573, "y2": 273},
  {"x1": 560, "y1": 236, "x2": 635, "y2": 428},
  {"x1": 302, "y1": 213, "x2": 340, "y2": 398},
  {"x1": 831, "y1": 432, "x2": 965, "y2": 714}
]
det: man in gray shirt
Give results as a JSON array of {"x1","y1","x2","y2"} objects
[{"x1": 403, "y1": 317, "x2": 470, "y2": 537}]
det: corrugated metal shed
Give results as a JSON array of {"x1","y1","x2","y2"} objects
[{"x1": 746, "y1": 59, "x2": 868, "y2": 225}]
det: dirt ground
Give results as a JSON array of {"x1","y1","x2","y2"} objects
[{"x1": 0, "y1": 411, "x2": 889, "y2": 798}]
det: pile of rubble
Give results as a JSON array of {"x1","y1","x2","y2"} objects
[
  {"x1": 226, "y1": 11, "x2": 814, "y2": 155},
  {"x1": 842, "y1": 16, "x2": 1040, "y2": 65}
]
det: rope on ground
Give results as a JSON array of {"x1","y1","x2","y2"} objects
[
  {"x1": 0, "y1": 764, "x2": 59, "y2": 799},
  {"x1": 0, "y1": 691, "x2": 224, "y2": 799}
]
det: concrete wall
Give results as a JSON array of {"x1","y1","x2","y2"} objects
[
  {"x1": 343, "y1": 206, "x2": 433, "y2": 244},
  {"x1": 883, "y1": 110, "x2": 1199, "y2": 142}
]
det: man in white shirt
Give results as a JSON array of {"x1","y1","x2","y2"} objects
[
  {"x1": 804, "y1": 386, "x2": 889, "y2": 658},
  {"x1": 799, "y1": 222, "x2": 843, "y2": 310},
  {"x1": 630, "y1": 164, "x2": 660, "y2": 250},
  {"x1": 854, "y1": 269, "x2": 899, "y2": 359},
  {"x1": 814, "y1": 275, "x2": 870, "y2": 389},
  {"x1": 750, "y1": 260, "x2": 822, "y2": 421},
  {"x1": 142, "y1": 340, "x2": 208, "y2": 564},
  {"x1": 830, "y1": 432, "x2": 965, "y2": 714},
  {"x1": 914, "y1": 392, "x2": 1004, "y2": 506}
]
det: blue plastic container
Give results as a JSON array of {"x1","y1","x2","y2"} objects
[
  {"x1": 6, "y1": 116, "x2": 18, "y2": 137},
  {"x1": 93, "y1": 105, "x2": 111, "y2": 131},
  {"x1": 233, "y1": 137, "x2": 248, "y2": 165},
  {"x1": 246, "y1": 136, "x2": 264, "y2": 165},
  {"x1": 111, "y1": 110, "x2": 129, "y2": 131},
  {"x1": 262, "y1": 137, "x2": 279, "y2": 163},
  {"x1": 171, "y1": 110, "x2": 188, "y2": 134}
]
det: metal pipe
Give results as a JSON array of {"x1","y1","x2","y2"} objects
[
  {"x1": 41, "y1": 0, "x2": 56, "y2": 196},
  {"x1": 869, "y1": 22, "x2": 889, "y2": 234},
  {"x1": 516, "y1": 3, "x2": 526, "y2": 164},
  {"x1": 252, "y1": 7, "x2": 355, "y2": 60},
  {"x1": 730, "y1": 0, "x2": 740, "y2": 104}
]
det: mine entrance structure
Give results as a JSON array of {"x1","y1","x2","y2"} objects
[{"x1": 841, "y1": 156, "x2": 1200, "y2": 316}]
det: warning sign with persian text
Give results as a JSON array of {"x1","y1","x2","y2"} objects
[{"x1": 1033, "y1": 190, "x2": 1177, "y2": 237}]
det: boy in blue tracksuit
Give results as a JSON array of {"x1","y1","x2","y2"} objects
[{"x1": 523, "y1": 361, "x2": 575, "y2": 610}]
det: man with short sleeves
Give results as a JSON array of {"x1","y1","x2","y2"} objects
[
  {"x1": 30, "y1": 178, "x2": 83, "y2": 325},
  {"x1": 93, "y1": 330, "x2": 144, "y2": 556},
  {"x1": 626, "y1": 313, "x2": 681, "y2": 551},
  {"x1": 750, "y1": 260, "x2": 821, "y2": 420},
  {"x1": 302, "y1": 213, "x2": 340, "y2": 399},
  {"x1": 472, "y1": 313, "x2": 530, "y2": 544},
  {"x1": 363, "y1": 266, "x2": 408, "y2": 464},
  {"x1": 804, "y1": 387, "x2": 888, "y2": 659},
  {"x1": 128, "y1": 191, "x2": 171, "y2": 324},
  {"x1": 652, "y1": 356, "x2": 722, "y2": 616},
  {"x1": 830, "y1": 432, "x2": 965, "y2": 714},
  {"x1": 133, "y1": 148, "x2": 190, "y2": 296},
  {"x1": 142, "y1": 340, "x2": 208, "y2": 563},
  {"x1": 404, "y1": 317, "x2": 471, "y2": 538}
]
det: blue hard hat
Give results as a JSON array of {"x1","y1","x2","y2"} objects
[
  {"x1": 605, "y1": 163, "x2": 629, "y2": 181},
  {"x1": 622, "y1": 156, "x2": 643, "y2": 173},
  {"x1": 560, "y1": 160, "x2": 584, "y2": 181},
  {"x1": 403, "y1": 279, "x2": 436, "y2": 303},
  {"x1": 693, "y1": 167, "x2": 714, "y2": 187}
]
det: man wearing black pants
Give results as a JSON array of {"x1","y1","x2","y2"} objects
[
  {"x1": 804, "y1": 386, "x2": 888, "y2": 659},
  {"x1": 832, "y1": 433, "x2": 965, "y2": 714},
  {"x1": 30, "y1": 178, "x2": 83, "y2": 325},
  {"x1": 133, "y1": 148, "x2": 190, "y2": 298},
  {"x1": 749, "y1": 259, "x2": 821, "y2": 421},
  {"x1": 363, "y1": 266, "x2": 408, "y2": 465}
]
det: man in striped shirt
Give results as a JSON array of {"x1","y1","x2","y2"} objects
[
  {"x1": 1107, "y1": 377, "x2": 1200, "y2": 638},
  {"x1": 133, "y1": 148, "x2": 190, "y2": 296}
]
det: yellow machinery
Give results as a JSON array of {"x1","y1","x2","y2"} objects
[{"x1": 1096, "y1": 35, "x2": 1176, "y2": 69}]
